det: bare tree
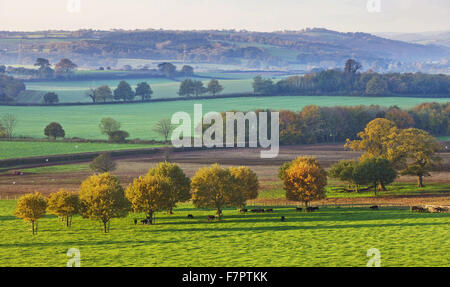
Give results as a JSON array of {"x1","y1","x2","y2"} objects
[
  {"x1": 153, "y1": 118, "x2": 174, "y2": 144},
  {"x1": 1, "y1": 114, "x2": 17, "y2": 140}
]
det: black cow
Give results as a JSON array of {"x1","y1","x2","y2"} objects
[
  {"x1": 207, "y1": 215, "x2": 216, "y2": 221},
  {"x1": 265, "y1": 208, "x2": 274, "y2": 213},
  {"x1": 411, "y1": 206, "x2": 427, "y2": 213},
  {"x1": 133, "y1": 219, "x2": 138, "y2": 225},
  {"x1": 296, "y1": 207, "x2": 302, "y2": 212},
  {"x1": 306, "y1": 206, "x2": 319, "y2": 212},
  {"x1": 370, "y1": 205, "x2": 379, "y2": 210},
  {"x1": 141, "y1": 219, "x2": 151, "y2": 225},
  {"x1": 240, "y1": 209, "x2": 248, "y2": 213},
  {"x1": 187, "y1": 214, "x2": 194, "y2": 219},
  {"x1": 280, "y1": 216, "x2": 286, "y2": 222}
]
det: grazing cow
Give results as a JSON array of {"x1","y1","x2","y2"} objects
[
  {"x1": 141, "y1": 219, "x2": 151, "y2": 225},
  {"x1": 133, "y1": 219, "x2": 138, "y2": 225},
  {"x1": 411, "y1": 206, "x2": 427, "y2": 213},
  {"x1": 250, "y1": 209, "x2": 258, "y2": 213},
  {"x1": 265, "y1": 208, "x2": 274, "y2": 213},
  {"x1": 296, "y1": 207, "x2": 302, "y2": 212},
  {"x1": 306, "y1": 207, "x2": 318, "y2": 212},
  {"x1": 280, "y1": 216, "x2": 286, "y2": 222},
  {"x1": 435, "y1": 207, "x2": 445, "y2": 213},
  {"x1": 370, "y1": 205, "x2": 379, "y2": 210},
  {"x1": 207, "y1": 215, "x2": 216, "y2": 221},
  {"x1": 240, "y1": 209, "x2": 248, "y2": 213},
  {"x1": 187, "y1": 214, "x2": 194, "y2": 219}
]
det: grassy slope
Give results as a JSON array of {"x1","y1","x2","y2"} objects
[
  {"x1": 0, "y1": 201, "x2": 448, "y2": 267},
  {"x1": 1, "y1": 96, "x2": 448, "y2": 140},
  {"x1": 0, "y1": 141, "x2": 163, "y2": 160}
]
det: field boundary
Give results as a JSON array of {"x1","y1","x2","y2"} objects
[{"x1": 3, "y1": 92, "x2": 449, "y2": 107}]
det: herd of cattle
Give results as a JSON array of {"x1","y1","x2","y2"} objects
[{"x1": 134, "y1": 204, "x2": 448, "y2": 225}]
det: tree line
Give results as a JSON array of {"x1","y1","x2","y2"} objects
[
  {"x1": 200, "y1": 102, "x2": 449, "y2": 146},
  {"x1": 15, "y1": 162, "x2": 259, "y2": 234},
  {"x1": 254, "y1": 59, "x2": 450, "y2": 97}
]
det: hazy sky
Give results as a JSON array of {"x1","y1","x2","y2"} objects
[{"x1": 0, "y1": 0, "x2": 449, "y2": 33}]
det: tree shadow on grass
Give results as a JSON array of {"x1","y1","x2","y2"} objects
[
  {"x1": 151, "y1": 221, "x2": 450, "y2": 234},
  {"x1": 157, "y1": 207, "x2": 450, "y2": 226}
]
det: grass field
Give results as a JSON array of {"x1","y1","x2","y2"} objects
[
  {"x1": 19, "y1": 78, "x2": 254, "y2": 103},
  {"x1": 0, "y1": 141, "x2": 163, "y2": 160},
  {"x1": 0, "y1": 200, "x2": 448, "y2": 267},
  {"x1": 1, "y1": 96, "x2": 448, "y2": 140},
  {"x1": 258, "y1": 182, "x2": 450, "y2": 199}
]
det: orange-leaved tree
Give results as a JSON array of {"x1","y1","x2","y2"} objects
[{"x1": 283, "y1": 157, "x2": 327, "y2": 208}]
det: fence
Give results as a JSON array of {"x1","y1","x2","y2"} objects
[{"x1": 0, "y1": 194, "x2": 20, "y2": 200}]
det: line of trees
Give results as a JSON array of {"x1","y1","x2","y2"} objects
[
  {"x1": 254, "y1": 59, "x2": 450, "y2": 97},
  {"x1": 199, "y1": 102, "x2": 449, "y2": 147},
  {"x1": 178, "y1": 78, "x2": 224, "y2": 97},
  {"x1": 15, "y1": 162, "x2": 259, "y2": 234},
  {"x1": 86, "y1": 81, "x2": 153, "y2": 103}
]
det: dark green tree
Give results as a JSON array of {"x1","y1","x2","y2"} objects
[
  {"x1": 44, "y1": 122, "x2": 65, "y2": 140},
  {"x1": 135, "y1": 82, "x2": 153, "y2": 102},
  {"x1": 114, "y1": 81, "x2": 135, "y2": 101}
]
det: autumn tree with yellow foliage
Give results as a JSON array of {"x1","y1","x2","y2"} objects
[
  {"x1": 346, "y1": 118, "x2": 442, "y2": 187},
  {"x1": 147, "y1": 162, "x2": 191, "y2": 214},
  {"x1": 125, "y1": 174, "x2": 173, "y2": 224},
  {"x1": 396, "y1": 128, "x2": 442, "y2": 187},
  {"x1": 15, "y1": 192, "x2": 47, "y2": 234},
  {"x1": 47, "y1": 189, "x2": 79, "y2": 227},
  {"x1": 230, "y1": 166, "x2": 259, "y2": 207},
  {"x1": 191, "y1": 164, "x2": 244, "y2": 217},
  {"x1": 79, "y1": 173, "x2": 130, "y2": 233},
  {"x1": 282, "y1": 157, "x2": 327, "y2": 208},
  {"x1": 345, "y1": 118, "x2": 402, "y2": 165}
]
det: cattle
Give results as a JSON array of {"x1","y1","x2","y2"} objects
[
  {"x1": 207, "y1": 215, "x2": 216, "y2": 221},
  {"x1": 370, "y1": 205, "x2": 379, "y2": 210},
  {"x1": 265, "y1": 208, "x2": 274, "y2": 213},
  {"x1": 141, "y1": 219, "x2": 151, "y2": 225},
  {"x1": 133, "y1": 219, "x2": 138, "y2": 225},
  {"x1": 187, "y1": 214, "x2": 194, "y2": 219},
  {"x1": 240, "y1": 209, "x2": 248, "y2": 213},
  {"x1": 251, "y1": 208, "x2": 264, "y2": 213},
  {"x1": 280, "y1": 216, "x2": 286, "y2": 222},
  {"x1": 411, "y1": 206, "x2": 427, "y2": 213},
  {"x1": 296, "y1": 207, "x2": 302, "y2": 212},
  {"x1": 435, "y1": 207, "x2": 446, "y2": 213},
  {"x1": 306, "y1": 206, "x2": 319, "y2": 212}
]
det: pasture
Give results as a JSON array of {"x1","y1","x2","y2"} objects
[
  {"x1": 1, "y1": 96, "x2": 448, "y2": 140},
  {"x1": 19, "y1": 78, "x2": 254, "y2": 104},
  {"x1": 0, "y1": 141, "x2": 163, "y2": 160},
  {"x1": 1, "y1": 200, "x2": 448, "y2": 267}
]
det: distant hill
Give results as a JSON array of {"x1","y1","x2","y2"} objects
[
  {"x1": 376, "y1": 31, "x2": 450, "y2": 48},
  {"x1": 0, "y1": 28, "x2": 449, "y2": 72}
]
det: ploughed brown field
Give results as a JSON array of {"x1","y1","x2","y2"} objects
[{"x1": 1, "y1": 144, "x2": 449, "y2": 206}]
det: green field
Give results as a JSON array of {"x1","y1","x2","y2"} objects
[
  {"x1": 1, "y1": 96, "x2": 448, "y2": 140},
  {"x1": 19, "y1": 78, "x2": 254, "y2": 103},
  {"x1": 0, "y1": 141, "x2": 162, "y2": 160},
  {"x1": 0, "y1": 200, "x2": 448, "y2": 267},
  {"x1": 259, "y1": 182, "x2": 450, "y2": 199}
]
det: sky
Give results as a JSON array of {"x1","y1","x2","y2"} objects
[{"x1": 0, "y1": 0, "x2": 449, "y2": 33}]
